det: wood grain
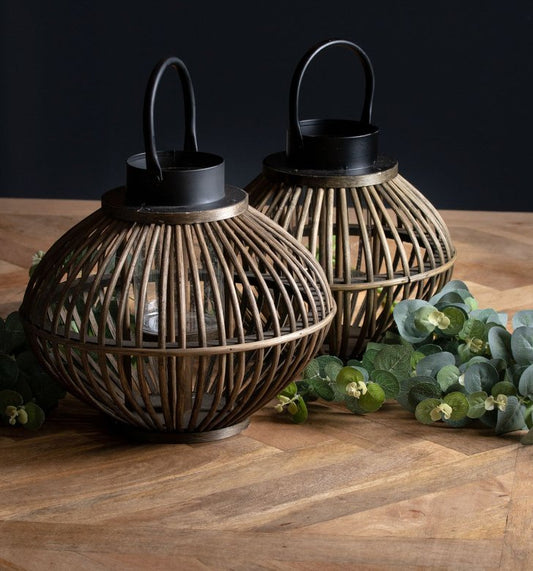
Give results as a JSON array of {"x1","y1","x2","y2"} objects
[{"x1": 1, "y1": 199, "x2": 532, "y2": 570}]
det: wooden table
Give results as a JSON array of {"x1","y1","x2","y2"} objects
[{"x1": 1, "y1": 198, "x2": 532, "y2": 570}]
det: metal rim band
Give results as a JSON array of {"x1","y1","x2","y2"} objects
[
  {"x1": 102, "y1": 186, "x2": 249, "y2": 224},
  {"x1": 23, "y1": 310, "x2": 335, "y2": 357},
  {"x1": 262, "y1": 153, "x2": 398, "y2": 188}
]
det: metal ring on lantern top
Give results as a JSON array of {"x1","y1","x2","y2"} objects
[
  {"x1": 20, "y1": 55, "x2": 336, "y2": 443},
  {"x1": 246, "y1": 38, "x2": 456, "y2": 359}
]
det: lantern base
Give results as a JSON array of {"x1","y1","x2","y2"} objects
[{"x1": 106, "y1": 417, "x2": 251, "y2": 444}]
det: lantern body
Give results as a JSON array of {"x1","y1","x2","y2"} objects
[
  {"x1": 21, "y1": 189, "x2": 334, "y2": 441},
  {"x1": 247, "y1": 164, "x2": 455, "y2": 359},
  {"x1": 246, "y1": 39, "x2": 456, "y2": 359}
]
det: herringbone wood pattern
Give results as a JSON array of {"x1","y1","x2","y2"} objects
[{"x1": 1, "y1": 199, "x2": 532, "y2": 570}]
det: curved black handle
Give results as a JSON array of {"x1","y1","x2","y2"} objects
[
  {"x1": 288, "y1": 39, "x2": 375, "y2": 155},
  {"x1": 143, "y1": 56, "x2": 198, "y2": 182}
]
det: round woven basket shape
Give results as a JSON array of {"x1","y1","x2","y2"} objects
[
  {"x1": 246, "y1": 39, "x2": 456, "y2": 359},
  {"x1": 20, "y1": 56, "x2": 335, "y2": 442},
  {"x1": 22, "y1": 206, "x2": 334, "y2": 441},
  {"x1": 247, "y1": 172, "x2": 454, "y2": 359}
]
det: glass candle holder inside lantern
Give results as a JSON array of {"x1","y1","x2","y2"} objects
[
  {"x1": 20, "y1": 56, "x2": 336, "y2": 442},
  {"x1": 246, "y1": 39, "x2": 456, "y2": 360}
]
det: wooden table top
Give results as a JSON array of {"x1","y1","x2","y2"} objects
[{"x1": 1, "y1": 198, "x2": 532, "y2": 570}]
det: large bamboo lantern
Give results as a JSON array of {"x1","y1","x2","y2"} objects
[
  {"x1": 20, "y1": 57, "x2": 335, "y2": 442},
  {"x1": 247, "y1": 39, "x2": 456, "y2": 359}
]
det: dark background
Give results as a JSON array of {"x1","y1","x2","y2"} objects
[{"x1": 1, "y1": 0, "x2": 532, "y2": 211}]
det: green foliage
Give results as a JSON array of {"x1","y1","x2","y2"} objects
[
  {"x1": 0, "y1": 312, "x2": 65, "y2": 430},
  {"x1": 275, "y1": 282, "x2": 533, "y2": 444},
  {"x1": 511, "y1": 327, "x2": 533, "y2": 365}
]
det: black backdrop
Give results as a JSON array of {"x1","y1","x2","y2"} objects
[{"x1": 1, "y1": 0, "x2": 532, "y2": 211}]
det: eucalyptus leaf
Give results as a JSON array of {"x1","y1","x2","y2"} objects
[
  {"x1": 458, "y1": 319, "x2": 486, "y2": 342},
  {"x1": 512, "y1": 310, "x2": 533, "y2": 329},
  {"x1": 324, "y1": 361, "x2": 343, "y2": 382},
  {"x1": 511, "y1": 326, "x2": 533, "y2": 365},
  {"x1": 393, "y1": 300, "x2": 435, "y2": 343},
  {"x1": 440, "y1": 306, "x2": 467, "y2": 336},
  {"x1": 361, "y1": 348, "x2": 379, "y2": 374},
  {"x1": 443, "y1": 392, "x2": 469, "y2": 420},
  {"x1": 467, "y1": 391, "x2": 489, "y2": 419},
  {"x1": 374, "y1": 345, "x2": 413, "y2": 381},
  {"x1": 436, "y1": 364, "x2": 461, "y2": 391},
  {"x1": 22, "y1": 401, "x2": 46, "y2": 430},
  {"x1": 438, "y1": 279, "x2": 471, "y2": 294},
  {"x1": 413, "y1": 306, "x2": 441, "y2": 334},
  {"x1": 279, "y1": 381, "x2": 298, "y2": 398},
  {"x1": 302, "y1": 359, "x2": 320, "y2": 380},
  {"x1": 457, "y1": 343, "x2": 474, "y2": 364},
  {"x1": 4, "y1": 312, "x2": 26, "y2": 354},
  {"x1": 490, "y1": 381, "x2": 517, "y2": 398},
  {"x1": 311, "y1": 378, "x2": 336, "y2": 402},
  {"x1": 415, "y1": 352, "x2": 455, "y2": 378},
  {"x1": 315, "y1": 355, "x2": 343, "y2": 377},
  {"x1": 408, "y1": 381, "x2": 442, "y2": 409},
  {"x1": 365, "y1": 342, "x2": 387, "y2": 353},
  {"x1": 518, "y1": 364, "x2": 533, "y2": 399},
  {"x1": 0, "y1": 389, "x2": 24, "y2": 413},
  {"x1": 470, "y1": 308, "x2": 507, "y2": 327},
  {"x1": 358, "y1": 382, "x2": 385, "y2": 412},
  {"x1": 371, "y1": 369, "x2": 400, "y2": 399},
  {"x1": 334, "y1": 366, "x2": 365, "y2": 392},
  {"x1": 429, "y1": 281, "x2": 471, "y2": 305},
  {"x1": 415, "y1": 398, "x2": 442, "y2": 424},
  {"x1": 459, "y1": 356, "x2": 490, "y2": 372},
  {"x1": 495, "y1": 396, "x2": 527, "y2": 435},
  {"x1": 397, "y1": 376, "x2": 437, "y2": 413},
  {"x1": 344, "y1": 395, "x2": 367, "y2": 415},
  {"x1": 462, "y1": 362, "x2": 499, "y2": 393},
  {"x1": 488, "y1": 327, "x2": 512, "y2": 362},
  {"x1": 295, "y1": 380, "x2": 318, "y2": 402},
  {"x1": 356, "y1": 366, "x2": 370, "y2": 383},
  {"x1": 432, "y1": 292, "x2": 467, "y2": 306}
]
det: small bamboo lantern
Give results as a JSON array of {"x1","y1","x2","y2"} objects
[
  {"x1": 247, "y1": 39, "x2": 456, "y2": 359},
  {"x1": 20, "y1": 57, "x2": 335, "y2": 442}
]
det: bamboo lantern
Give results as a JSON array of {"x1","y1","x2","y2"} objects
[
  {"x1": 20, "y1": 57, "x2": 335, "y2": 442},
  {"x1": 246, "y1": 39, "x2": 456, "y2": 359}
]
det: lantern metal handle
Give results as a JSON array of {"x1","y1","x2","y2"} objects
[
  {"x1": 143, "y1": 56, "x2": 198, "y2": 182},
  {"x1": 288, "y1": 39, "x2": 375, "y2": 156}
]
